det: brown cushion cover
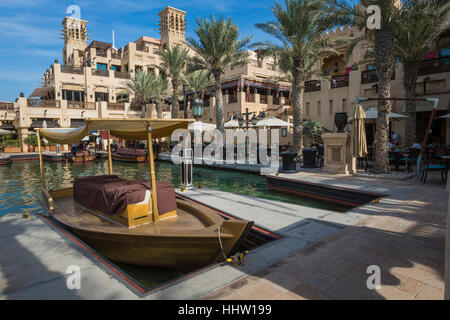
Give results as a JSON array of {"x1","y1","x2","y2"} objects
[{"x1": 73, "y1": 175, "x2": 176, "y2": 217}]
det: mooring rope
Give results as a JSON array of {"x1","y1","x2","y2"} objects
[{"x1": 217, "y1": 223, "x2": 227, "y2": 259}]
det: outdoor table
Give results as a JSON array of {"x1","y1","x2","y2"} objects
[{"x1": 389, "y1": 150, "x2": 409, "y2": 171}]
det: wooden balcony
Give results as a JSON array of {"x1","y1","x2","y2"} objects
[
  {"x1": 273, "y1": 96, "x2": 280, "y2": 105},
  {"x1": 418, "y1": 56, "x2": 450, "y2": 76},
  {"x1": 331, "y1": 74, "x2": 349, "y2": 89},
  {"x1": 27, "y1": 99, "x2": 60, "y2": 108},
  {"x1": 246, "y1": 93, "x2": 255, "y2": 103},
  {"x1": 136, "y1": 44, "x2": 148, "y2": 52},
  {"x1": 260, "y1": 95, "x2": 268, "y2": 104},
  {"x1": 107, "y1": 103, "x2": 125, "y2": 111},
  {"x1": 361, "y1": 70, "x2": 395, "y2": 84},
  {"x1": 0, "y1": 102, "x2": 14, "y2": 111},
  {"x1": 111, "y1": 52, "x2": 121, "y2": 59},
  {"x1": 305, "y1": 80, "x2": 321, "y2": 92},
  {"x1": 129, "y1": 104, "x2": 142, "y2": 112},
  {"x1": 67, "y1": 101, "x2": 96, "y2": 110},
  {"x1": 114, "y1": 71, "x2": 130, "y2": 79},
  {"x1": 96, "y1": 50, "x2": 107, "y2": 57},
  {"x1": 92, "y1": 69, "x2": 109, "y2": 77},
  {"x1": 228, "y1": 94, "x2": 238, "y2": 104},
  {"x1": 61, "y1": 65, "x2": 84, "y2": 75}
]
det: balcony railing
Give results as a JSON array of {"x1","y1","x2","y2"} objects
[
  {"x1": 228, "y1": 94, "x2": 238, "y2": 104},
  {"x1": 331, "y1": 74, "x2": 349, "y2": 89},
  {"x1": 92, "y1": 69, "x2": 109, "y2": 77},
  {"x1": 61, "y1": 65, "x2": 84, "y2": 75},
  {"x1": 107, "y1": 103, "x2": 125, "y2": 111},
  {"x1": 246, "y1": 93, "x2": 255, "y2": 103},
  {"x1": 114, "y1": 71, "x2": 130, "y2": 79},
  {"x1": 96, "y1": 50, "x2": 107, "y2": 57},
  {"x1": 418, "y1": 55, "x2": 450, "y2": 76},
  {"x1": 273, "y1": 96, "x2": 280, "y2": 105},
  {"x1": 67, "y1": 101, "x2": 96, "y2": 110},
  {"x1": 136, "y1": 44, "x2": 148, "y2": 52},
  {"x1": 305, "y1": 80, "x2": 321, "y2": 92},
  {"x1": 129, "y1": 103, "x2": 142, "y2": 112},
  {"x1": 361, "y1": 70, "x2": 395, "y2": 84},
  {"x1": 0, "y1": 102, "x2": 14, "y2": 111},
  {"x1": 27, "y1": 99, "x2": 60, "y2": 108},
  {"x1": 260, "y1": 94, "x2": 268, "y2": 104},
  {"x1": 111, "y1": 52, "x2": 121, "y2": 59}
]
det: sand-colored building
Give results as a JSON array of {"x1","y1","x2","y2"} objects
[{"x1": 3, "y1": 5, "x2": 449, "y2": 152}]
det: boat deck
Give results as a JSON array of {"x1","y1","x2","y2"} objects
[{"x1": 54, "y1": 196, "x2": 212, "y2": 236}]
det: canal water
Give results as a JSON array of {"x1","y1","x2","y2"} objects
[{"x1": 0, "y1": 159, "x2": 348, "y2": 290}]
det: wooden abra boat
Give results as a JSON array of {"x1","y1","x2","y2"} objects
[
  {"x1": 111, "y1": 147, "x2": 156, "y2": 163},
  {"x1": 69, "y1": 150, "x2": 96, "y2": 163},
  {"x1": 37, "y1": 119, "x2": 253, "y2": 269}
]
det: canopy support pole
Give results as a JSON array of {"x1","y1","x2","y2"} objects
[
  {"x1": 147, "y1": 123, "x2": 159, "y2": 223},
  {"x1": 37, "y1": 129, "x2": 46, "y2": 190},
  {"x1": 107, "y1": 130, "x2": 113, "y2": 175}
]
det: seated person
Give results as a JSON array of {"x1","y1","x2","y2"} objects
[
  {"x1": 388, "y1": 140, "x2": 394, "y2": 150},
  {"x1": 410, "y1": 140, "x2": 421, "y2": 149}
]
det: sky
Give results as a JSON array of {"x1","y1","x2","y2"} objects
[{"x1": 0, "y1": 0, "x2": 291, "y2": 102}]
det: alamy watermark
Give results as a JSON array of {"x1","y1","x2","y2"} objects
[
  {"x1": 66, "y1": 265, "x2": 81, "y2": 290},
  {"x1": 367, "y1": 5, "x2": 381, "y2": 30},
  {"x1": 170, "y1": 128, "x2": 280, "y2": 175}
]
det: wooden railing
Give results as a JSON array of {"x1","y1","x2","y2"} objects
[
  {"x1": 61, "y1": 65, "x2": 84, "y2": 75},
  {"x1": 136, "y1": 44, "x2": 148, "y2": 52},
  {"x1": 111, "y1": 52, "x2": 121, "y2": 59},
  {"x1": 0, "y1": 102, "x2": 14, "y2": 110},
  {"x1": 27, "y1": 99, "x2": 60, "y2": 108},
  {"x1": 330, "y1": 74, "x2": 349, "y2": 89},
  {"x1": 361, "y1": 69, "x2": 395, "y2": 84},
  {"x1": 107, "y1": 103, "x2": 125, "y2": 111},
  {"x1": 246, "y1": 93, "x2": 255, "y2": 103},
  {"x1": 228, "y1": 94, "x2": 238, "y2": 104},
  {"x1": 129, "y1": 104, "x2": 142, "y2": 112},
  {"x1": 92, "y1": 69, "x2": 109, "y2": 77},
  {"x1": 273, "y1": 96, "x2": 280, "y2": 105},
  {"x1": 418, "y1": 56, "x2": 450, "y2": 76},
  {"x1": 114, "y1": 71, "x2": 130, "y2": 79},
  {"x1": 305, "y1": 80, "x2": 321, "y2": 92},
  {"x1": 260, "y1": 94, "x2": 268, "y2": 104},
  {"x1": 67, "y1": 101, "x2": 96, "y2": 110},
  {"x1": 96, "y1": 50, "x2": 107, "y2": 57}
]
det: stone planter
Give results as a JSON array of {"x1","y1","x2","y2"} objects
[
  {"x1": 28, "y1": 145, "x2": 35, "y2": 152},
  {"x1": 4, "y1": 147, "x2": 21, "y2": 153},
  {"x1": 49, "y1": 146, "x2": 57, "y2": 152}
]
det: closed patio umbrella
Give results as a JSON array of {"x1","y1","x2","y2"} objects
[{"x1": 353, "y1": 105, "x2": 367, "y2": 158}]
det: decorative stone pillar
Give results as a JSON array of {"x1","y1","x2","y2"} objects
[
  {"x1": 321, "y1": 132, "x2": 352, "y2": 175},
  {"x1": 18, "y1": 128, "x2": 29, "y2": 153}
]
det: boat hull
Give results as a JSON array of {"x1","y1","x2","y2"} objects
[
  {"x1": 42, "y1": 187, "x2": 252, "y2": 269},
  {"x1": 111, "y1": 153, "x2": 156, "y2": 163}
]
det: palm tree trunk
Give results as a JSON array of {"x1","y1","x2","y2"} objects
[
  {"x1": 403, "y1": 63, "x2": 419, "y2": 146},
  {"x1": 292, "y1": 58, "x2": 304, "y2": 158},
  {"x1": 214, "y1": 72, "x2": 224, "y2": 132},
  {"x1": 156, "y1": 101, "x2": 162, "y2": 119},
  {"x1": 374, "y1": 29, "x2": 395, "y2": 174},
  {"x1": 171, "y1": 81, "x2": 179, "y2": 119}
]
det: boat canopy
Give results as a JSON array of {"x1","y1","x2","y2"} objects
[{"x1": 38, "y1": 118, "x2": 193, "y2": 144}]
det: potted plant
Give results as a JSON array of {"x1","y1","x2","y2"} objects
[
  {"x1": 3, "y1": 139, "x2": 21, "y2": 153},
  {"x1": 24, "y1": 135, "x2": 38, "y2": 152}
]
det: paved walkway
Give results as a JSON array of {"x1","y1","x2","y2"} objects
[{"x1": 203, "y1": 171, "x2": 448, "y2": 300}]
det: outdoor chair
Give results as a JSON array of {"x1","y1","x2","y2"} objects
[
  {"x1": 420, "y1": 150, "x2": 447, "y2": 183},
  {"x1": 405, "y1": 148, "x2": 420, "y2": 173}
]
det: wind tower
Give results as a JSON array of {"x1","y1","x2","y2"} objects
[
  {"x1": 158, "y1": 6, "x2": 186, "y2": 48},
  {"x1": 60, "y1": 17, "x2": 88, "y2": 66}
]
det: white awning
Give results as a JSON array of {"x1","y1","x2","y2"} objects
[{"x1": 256, "y1": 116, "x2": 292, "y2": 127}]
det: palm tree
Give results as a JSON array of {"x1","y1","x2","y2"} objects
[
  {"x1": 254, "y1": 0, "x2": 345, "y2": 158},
  {"x1": 187, "y1": 15, "x2": 251, "y2": 131},
  {"x1": 185, "y1": 70, "x2": 210, "y2": 99},
  {"x1": 324, "y1": 0, "x2": 405, "y2": 173},
  {"x1": 153, "y1": 45, "x2": 189, "y2": 119},
  {"x1": 122, "y1": 70, "x2": 153, "y2": 115},
  {"x1": 394, "y1": 0, "x2": 449, "y2": 146},
  {"x1": 149, "y1": 74, "x2": 170, "y2": 119}
]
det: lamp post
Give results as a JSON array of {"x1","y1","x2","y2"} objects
[
  {"x1": 182, "y1": 83, "x2": 205, "y2": 120},
  {"x1": 238, "y1": 108, "x2": 258, "y2": 161}
]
